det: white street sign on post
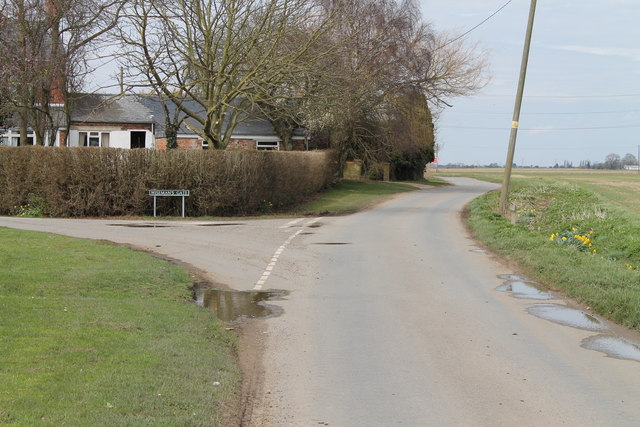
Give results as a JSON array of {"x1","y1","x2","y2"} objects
[{"x1": 148, "y1": 190, "x2": 190, "y2": 217}]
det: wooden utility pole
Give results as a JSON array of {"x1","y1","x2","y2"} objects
[{"x1": 499, "y1": 0, "x2": 537, "y2": 214}]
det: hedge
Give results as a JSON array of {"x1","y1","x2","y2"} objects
[{"x1": 0, "y1": 147, "x2": 337, "y2": 217}]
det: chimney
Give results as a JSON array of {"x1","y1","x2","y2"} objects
[{"x1": 51, "y1": 75, "x2": 65, "y2": 105}]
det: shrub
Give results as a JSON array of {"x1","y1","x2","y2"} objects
[{"x1": 0, "y1": 147, "x2": 337, "y2": 217}]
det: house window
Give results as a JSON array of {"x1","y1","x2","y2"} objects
[
  {"x1": 202, "y1": 140, "x2": 209, "y2": 150},
  {"x1": 256, "y1": 141, "x2": 279, "y2": 151},
  {"x1": 79, "y1": 131, "x2": 110, "y2": 147},
  {"x1": 130, "y1": 131, "x2": 146, "y2": 149},
  {"x1": 0, "y1": 133, "x2": 30, "y2": 146},
  {"x1": 88, "y1": 132, "x2": 100, "y2": 147}
]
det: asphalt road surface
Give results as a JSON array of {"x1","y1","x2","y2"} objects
[{"x1": 3, "y1": 177, "x2": 640, "y2": 426}]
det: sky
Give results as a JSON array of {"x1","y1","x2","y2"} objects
[{"x1": 418, "y1": 0, "x2": 640, "y2": 167}]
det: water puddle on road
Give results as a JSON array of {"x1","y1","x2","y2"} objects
[
  {"x1": 496, "y1": 275, "x2": 554, "y2": 300},
  {"x1": 313, "y1": 242, "x2": 351, "y2": 245},
  {"x1": 198, "y1": 223, "x2": 244, "y2": 227},
  {"x1": 497, "y1": 275, "x2": 640, "y2": 362},
  {"x1": 108, "y1": 223, "x2": 171, "y2": 228},
  {"x1": 582, "y1": 336, "x2": 640, "y2": 362},
  {"x1": 194, "y1": 287, "x2": 288, "y2": 323},
  {"x1": 527, "y1": 304, "x2": 608, "y2": 331}
]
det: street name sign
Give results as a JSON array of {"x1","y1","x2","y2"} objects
[
  {"x1": 148, "y1": 189, "x2": 190, "y2": 197},
  {"x1": 148, "y1": 189, "x2": 190, "y2": 217}
]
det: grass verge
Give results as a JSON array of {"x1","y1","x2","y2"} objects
[
  {"x1": 460, "y1": 173, "x2": 640, "y2": 330},
  {"x1": 0, "y1": 227, "x2": 239, "y2": 426},
  {"x1": 288, "y1": 179, "x2": 429, "y2": 215}
]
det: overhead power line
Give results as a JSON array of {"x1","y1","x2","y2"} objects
[
  {"x1": 447, "y1": 109, "x2": 640, "y2": 116},
  {"x1": 481, "y1": 93, "x2": 640, "y2": 99},
  {"x1": 441, "y1": 124, "x2": 640, "y2": 130},
  {"x1": 435, "y1": 0, "x2": 514, "y2": 51}
]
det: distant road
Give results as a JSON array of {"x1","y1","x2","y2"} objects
[{"x1": 3, "y1": 178, "x2": 640, "y2": 426}]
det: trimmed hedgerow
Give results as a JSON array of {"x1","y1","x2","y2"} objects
[{"x1": 0, "y1": 147, "x2": 337, "y2": 217}]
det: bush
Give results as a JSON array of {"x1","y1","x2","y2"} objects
[
  {"x1": 0, "y1": 147, "x2": 337, "y2": 217},
  {"x1": 390, "y1": 145, "x2": 433, "y2": 181}
]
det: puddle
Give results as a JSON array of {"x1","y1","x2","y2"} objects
[
  {"x1": 582, "y1": 336, "x2": 640, "y2": 362},
  {"x1": 194, "y1": 288, "x2": 287, "y2": 323},
  {"x1": 108, "y1": 223, "x2": 170, "y2": 228},
  {"x1": 470, "y1": 249, "x2": 487, "y2": 253},
  {"x1": 198, "y1": 223, "x2": 244, "y2": 227},
  {"x1": 527, "y1": 304, "x2": 607, "y2": 331},
  {"x1": 498, "y1": 274, "x2": 528, "y2": 282},
  {"x1": 313, "y1": 242, "x2": 351, "y2": 245},
  {"x1": 496, "y1": 277, "x2": 553, "y2": 300},
  {"x1": 308, "y1": 223, "x2": 322, "y2": 228}
]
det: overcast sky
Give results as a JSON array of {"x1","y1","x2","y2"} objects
[{"x1": 419, "y1": 0, "x2": 640, "y2": 167}]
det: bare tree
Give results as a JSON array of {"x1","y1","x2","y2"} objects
[
  {"x1": 603, "y1": 153, "x2": 622, "y2": 170},
  {"x1": 622, "y1": 153, "x2": 638, "y2": 167},
  {"x1": 0, "y1": 0, "x2": 122, "y2": 146},
  {"x1": 0, "y1": 0, "x2": 49, "y2": 145},
  {"x1": 119, "y1": 0, "x2": 336, "y2": 149},
  {"x1": 264, "y1": 0, "x2": 486, "y2": 169}
]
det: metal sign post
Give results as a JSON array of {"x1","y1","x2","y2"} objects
[{"x1": 148, "y1": 189, "x2": 190, "y2": 217}]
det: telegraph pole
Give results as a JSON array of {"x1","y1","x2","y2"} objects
[{"x1": 499, "y1": 0, "x2": 537, "y2": 214}]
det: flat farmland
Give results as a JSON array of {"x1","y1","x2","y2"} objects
[{"x1": 438, "y1": 168, "x2": 640, "y2": 215}]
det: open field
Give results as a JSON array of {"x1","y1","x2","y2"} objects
[
  {"x1": 438, "y1": 168, "x2": 640, "y2": 330},
  {"x1": 0, "y1": 228, "x2": 239, "y2": 425},
  {"x1": 438, "y1": 168, "x2": 640, "y2": 214}
]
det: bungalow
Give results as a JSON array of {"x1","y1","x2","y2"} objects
[
  {"x1": 137, "y1": 95, "x2": 309, "y2": 151},
  {"x1": 0, "y1": 94, "x2": 309, "y2": 150},
  {"x1": 0, "y1": 94, "x2": 152, "y2": 149}
]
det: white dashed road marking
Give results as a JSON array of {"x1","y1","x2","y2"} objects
[
  {"x1": 279, "y1": 218, "x2": 304, "y2": 229},
  {"x1": 254, "y1": 218, "x2": 322, "y2": 290}
]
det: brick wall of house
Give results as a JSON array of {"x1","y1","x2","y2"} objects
[
  {"x1": 120, "y1": 123, "x2": 153, "y2": 131},
  {"x1": 291, "y1": 139, "x2": 306, "y2": 151},
  {"x1": 156, "y1": 137, "x2": 203, "y2": 150},
  {"x1": 58, "y1": 129, "x2": 68, "y2": 147},
  {"x1": 228, "y1": 139, "x2": 257, "y2": 149}
]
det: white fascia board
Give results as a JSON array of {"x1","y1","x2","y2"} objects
[{"x1": 232, "y1": 135, "x2": 281, "y2": 142}]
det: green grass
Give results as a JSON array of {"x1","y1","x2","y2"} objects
[
  {"x1": 0, "y1": 228, "x2": 239, "y2": 426},
  {"x1": 447, "y1": 169, "x2": 640, "y2": 330},
  {"x1": 288, "y1": 179, "x2": 422, "y2": 215}
]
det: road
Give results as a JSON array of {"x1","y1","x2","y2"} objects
[{"x1": 3, "y1": 177, "x2": 640, "y2": 426}]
